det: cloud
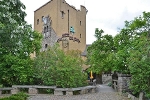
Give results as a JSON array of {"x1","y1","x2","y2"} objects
[{"x1": 85, "y1": 0, "x2": 150, "y2": 44}]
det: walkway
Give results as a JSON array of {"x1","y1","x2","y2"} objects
[{"x1": 28, "y1": 85, "x2": 129, "y2": 100}]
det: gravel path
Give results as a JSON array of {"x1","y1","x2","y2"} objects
[
  {"x1": 28, "y1": 85, "x2": 129, "y2": 100},
  {"x1": 28, "y1": 93, "x2": 129, "y2": 100}
]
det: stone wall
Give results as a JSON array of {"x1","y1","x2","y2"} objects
[
  {"x1": 41, "y1": 16, "x2": 59, "y2": 51},
  {"x1": 117, "y1": 74, "x2": 131, "y2": 93}
]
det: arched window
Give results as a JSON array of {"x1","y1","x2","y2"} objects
[
  {"x1": 44, "y1": 27, "x2": 46, "y2": 33},
  {"x1": 47, "y1": 26, "x2": 48, "y2": 32},
  {"x1": 80, "y1": 21, "x2": 81, "y2": 25},
  {"x1": 45, "y1": 44, "x2": 48, "y2": 48},
  {"x1": 37, "y1": 19, "x2": 39, "y2": 25}
]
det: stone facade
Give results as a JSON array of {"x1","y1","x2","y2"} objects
[
  {"x1": 41, "y1": 16, "x2": 59, "y2": 51},
  {"x1": 34, "y1": 0, "x2": 87, "y2": 52},
  {"x1": 117, "y1": 74, "x2": 131, "y2": 93},
  {"x1": 11, "y1": 88, "x2": 19, "y2": 94},
  {"x1": 28, "y1": 88, "x2": 38, "y2": 94}
]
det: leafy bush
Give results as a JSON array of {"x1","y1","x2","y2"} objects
[
  {"x1": 33, "y1": 44, "x2": 88, "y2": 88},
  {"x1": 0, "y1": 0, "x2": 42, "y2": 87},
  {"x1": 0, "y1": 92, "x2": 28, "y2": 100}
]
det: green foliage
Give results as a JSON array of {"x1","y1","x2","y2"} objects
[
  {"x1": 125, "y1": 12, "x2": 150, "y2": 97},
  {"x1": 87, "y1": 12, "x2": 150, "y2": 97},
  {"x1": 0, "y1": 92, "x2": 28, "y2": 100},
  {"x1": 0, "y1": 0, "x2": 42, "y2": 86},
  {"x1": 87, "y1": 28, "x2": 114, "y2": 73},
  {"x1": 33, "y1": 44, "x2": 87, "y2": 88},
  {"x1": 111, "y1": 12, "x2": 150, "y2": 97}
]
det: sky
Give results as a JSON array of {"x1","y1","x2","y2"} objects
[{"x1": 21, "y1": 0, "x2": 150, "y2": 44}]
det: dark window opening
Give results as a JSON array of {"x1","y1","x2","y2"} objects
[
  {"x1": 68, "y1": 10, "x2": 69, "y2": 33},
  {"x1": 80, "y1": 34, "x2": 81, "y2": 38},
  {"x1": 80, "y1": 21, "x2": 81, "y2": 25},
  {"x1": 37, "y1": 19, "x2": 39, "y2": 25},
  {"x1": 47, "y1": 26, "x2": 48, "y2": 32},
  {"x1": 61, "y1": 11, "x2": 64, "y2": 18},
  {"x1": 45, "y1": 44, "x2": 48, "y2": 48},
  {"x1": 44, "y1": 27, "x2": 46, "y2": 33},
  {"x1": 42, "y1": 16, "x2": 44, "y2": 22}
]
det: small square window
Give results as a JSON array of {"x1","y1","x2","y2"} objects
[
  {"x1": 80, "y1": 21, "x2": 81, "y2": 25},
  {"x1": 44, "y1": 27, "x2": 46, "y2": 33},
  {"x1": 80, "y1": 34, "x2": 81, "y2": 38},
  {"x1": 42, "y1": 16, "x2": 44, "y2": 22},
  {"x1": 61, "y1": 11, "x2": 64, "y2": 18},
  {"x1": 47, "y1": 26, "x2": 48, "y2": 32},
  {"x1": 37, "y1": 19, "x2": 39, "y2": 25},
  {"x1": 45, "y1": 44, "x2": 48, "y2": 48}
]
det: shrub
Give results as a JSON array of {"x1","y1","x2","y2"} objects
[
  {"x1": 0, "y1": 92, "x2": 29, "y2": 100},
  {"x1": 33, "y1": 45, "x2": 88, "y2": 88}
]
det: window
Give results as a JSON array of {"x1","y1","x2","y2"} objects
[
  {"x1": 80, "y1": 21, "x2": 81, "y2": 25},
  {"x1": 45, "y1": 44, "x2": 48, "y2": 48},
  {"x1": 61, "y1": 11, "x2": 64, "y2": 18},
  {"x1": 44, "y1": 27, "x2": 46, "y2": 33},
  {"x1": 42, "y1": 16, "x2": 44, "y2": 22},
  {"x1": 47, "y1": 26, "x2": 48, "y2": 32},
  {"x1": 80, "y1": 34, "x2": 81, "y2": 38},
  {"x1": 37, "y1": 19, "x2": 39, "y2": 25}
]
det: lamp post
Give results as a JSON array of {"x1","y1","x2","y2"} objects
[{"x1": 90, "y1": 71, "x2": 93, "y2": 82}]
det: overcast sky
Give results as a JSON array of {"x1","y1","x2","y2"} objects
[{"x1": 21, "y1": 0, "x2": 150, "y2": 44}]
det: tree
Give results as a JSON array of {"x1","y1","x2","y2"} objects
[
  {"x1": 87, "y1": 28, "x2": 114, "y2": 72},
  {"x1": 126, "y1": 12, "x2": 150, "y2": 98},
  {"x1": 113, "y1": 29, "x2": 132, "y2": 73},
  {"x1": 33, "y1": 45, "x2": 87, "y2": 88},
  {"x1": 87, "y1": 28, "x2": 114, "y2": 83},
  {"x1": 0, "y1": 0, "x2": 42, "y2": 86},
  {"x1": 128, "y1": 34, "x2": 150, "y2": 97},
  {"x1": 114, "y1": 12, "x2": 150, "y2": 98}
]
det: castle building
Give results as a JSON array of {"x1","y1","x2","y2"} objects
[{"x1": 34, "y1": 0, "x2": 87, "y2": 52}]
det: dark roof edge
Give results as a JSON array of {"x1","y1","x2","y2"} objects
[
  {"x1": 34, "y1": 0, "x2": 87, "y2": 12},
  {"x1": 34, "y1": 0, "x2": 52, "y2": 12}
]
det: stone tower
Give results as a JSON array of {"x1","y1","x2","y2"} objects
[{"x1": 34, "y1": 0, "x2": 87, "y2": 52}]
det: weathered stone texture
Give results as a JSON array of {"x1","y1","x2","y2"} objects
[
  {"x1": 28, "y1": 88, "x2": 38, "y2": 94},
  {"x1": 54, "y1": 90, "x2": 63, "y2": 95},
  {"x1": 66, "y1": 91, "x2": 73, "y2": 95},
  {"x1": 11, "y1": 88, "x2": 19, "y2": 94},
  {"x1": 117, "y1": 74, "x2": 131, "y2": 93},
  {"x1": 0, "y1": 91, "x2": 2, "y2": 95}
]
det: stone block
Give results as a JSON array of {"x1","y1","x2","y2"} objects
[
  {"x1": 128, "y1": 93, "x2": 132, "y2": 98},
  {"x1": 117, "y1": 76, "x2": 131, "y2": 92},
  {"x1": 54, "y1": 90, "x2": 63, "y2": 95},
  {"x1": 88, "y1": 88, "x2": 92, "y2": 93},
  {"x1": 80, "y1": 90, "x2": 84, "y2": 94},
  {"x1": 11, "y1": 88, "x2": 19, "y2": 94},
  {"x1": 66, "y1": 91, "x2": 73, "y2": 95},
  {"x1": 128, "y1": 93, "x2": 139, "y2": 100},
  {"x1": 85, "y1": 89, "x2": 89, "y2": 93},
  {"x1": 28, "y1": 88, "x2": 38, "y2": 94},
  {"x1": 0, "y1": 90, "x2": 2, "y2": 95},
  {"x1": 91, "y1": 88, "x2": 96, "y2": 93},
  {"x1": 139, "y1": 92, "x2": 144, "y2": 100}
]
